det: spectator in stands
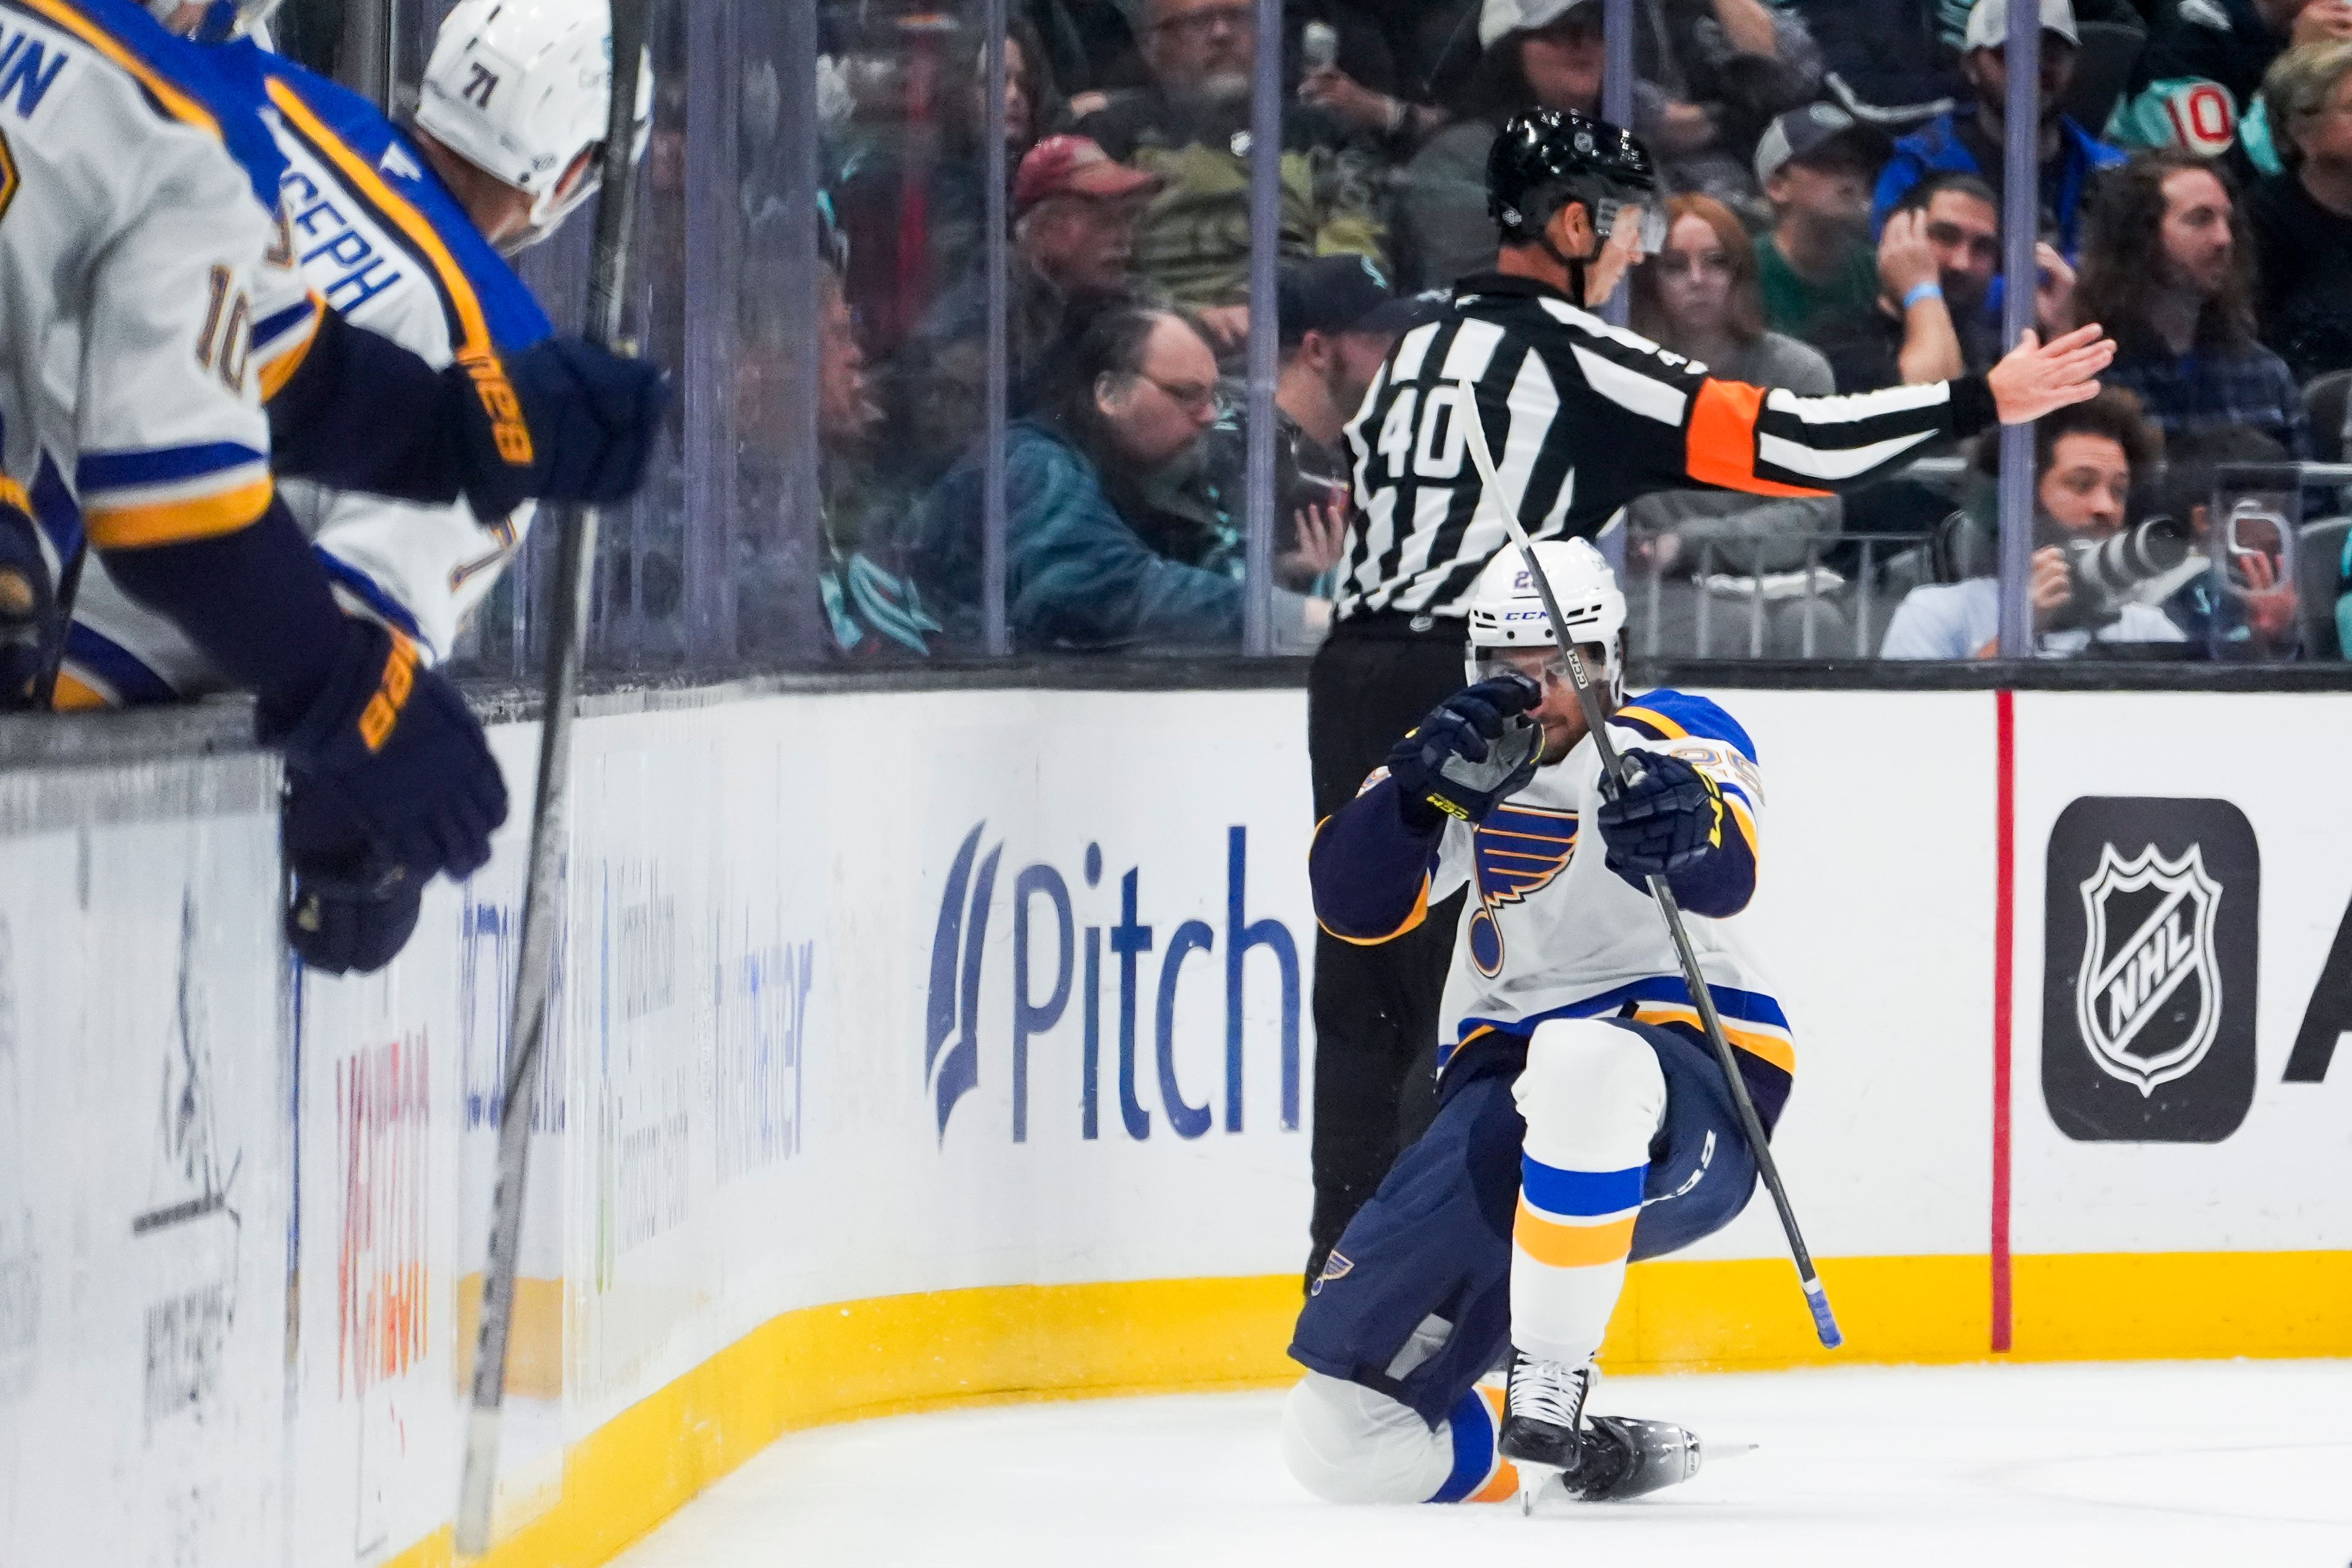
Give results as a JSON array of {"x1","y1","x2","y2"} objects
[
  {"x1": 1787, "y1": 0, "x2": 1957, "y2": 123},
  {"x1": 2153, "y1": 426, "x2": 2304, "y2": 655},
  {"x1": 1074, "y1": 0, "x2": 1386, "y2": 352},
  {"x1": 2077, "y1": 150, "x2": 2310, "y2": 454},
  {"x1": 2108, "y1": 0, "x2": 2352, "y2": 162},
  {"x1": 831, "y1": 17, "x2": 1061, "y2": 360},
  {"x1": 1624, "y1": 195, "x2": 1845, "y2": 655},
  {"x1": 893, "y1": 136, "x2": 1161, "y2": 486},
  {"x1": 1813, "y1": 173, "x2": 2004, "y2": 391},
  {"x1": 1395, "y1": 0, "x2": 1611, "y2": 292},
  {"x1": 1753, "y1": 104, "x2": 1893, "y2": 340},
  {"x1": 2250, "y1": 41, "x2": 2352, "y2": 379},
  {"x1": 1393, "y1": 0, "x2": 1817, "y2": 289},
  {"x1": 912, "y1": 304, "x2": 1327, "y2": 649},
  {"x1": 1213, "y1": 258, "x2": 1438, "y2": 589},
  {"x1": 1873, "y1": 0, "x2": 2125, "y2": 260},
  {"x1": 1882, "y1": 389, "x2": 2184, "y2": 655}
]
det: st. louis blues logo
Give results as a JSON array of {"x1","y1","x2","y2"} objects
[
  {"x1": 1466, "y1": 804, "x2": 1578, "y2": 976},
  {"x1": 2075, "y1": 842, "x2": 2223, "y2": 1096}
]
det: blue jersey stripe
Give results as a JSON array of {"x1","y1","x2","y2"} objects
[
  {"x1": 251, "y1": 297, "x2": 318, "y2": 352},
  {"x1": 1428, "y1": 1387, "x2": 1496, "y2": 1503},
  {"x1": 1625, "y1": 688, "x2": 1759, "y2": 764},
  {"x1": 64, "y1": 622, "x2": 179, "y2": 704},
  {"x1": 77, "y1": 442, "x2": 266, "y2": 493},
  {"x1": 315, "y1": 548, "x2": 423, "y2": 642},
  {"x1": 1521, "y1": 1156, "x2": 1645, "y2": 1218}
]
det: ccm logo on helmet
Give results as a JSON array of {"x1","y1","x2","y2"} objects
[{"x1": 1503, "y1": 609, "x2": 1547, "y2": 621}]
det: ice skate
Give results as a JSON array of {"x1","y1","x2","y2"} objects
[{"x1": 1498, "y1": 1350, "x2": 1596, "y2": 1510}]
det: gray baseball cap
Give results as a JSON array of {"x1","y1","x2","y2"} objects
[
  {"x1": 1964, "y1": 0, "x2": 2080, "y2": 51},
  {"x1": 1479, "y1": 0, "x2": 1601, "y2": 48},
  {"x1": 1752, "y1": 103, "x2": 1892, "y2": 187}
]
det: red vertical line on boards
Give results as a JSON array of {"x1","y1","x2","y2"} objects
[{"x1": 1991, "y1": 687, "x2": 2016, "y2": 1354}]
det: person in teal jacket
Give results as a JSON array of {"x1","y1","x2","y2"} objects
[{"x1": 913, "y1": 303, "x2": 1321, "y2": 650}]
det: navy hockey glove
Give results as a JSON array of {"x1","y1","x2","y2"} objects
[
  {"x1": 265, "y1": 620, "x2": 509, "y2": 888},
  {"x1": 285, "y1": 857, "x2": 423, "y2": 976},
  {"x1": 1596, "y1": 748, "x2": 1725, "y2": 880},
  {"x1": 0, "y1": 489, "x2": 51, "y2": 709},
  {"x1": 1387, "y1": 673, "x2": 1543, "y2": 827},
  {"x1": 451, "y1": 337, "x2": 670, "y2": 518}
]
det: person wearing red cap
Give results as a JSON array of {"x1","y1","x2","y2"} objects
[{"x1": 891, "y1": 137, "x2": 1162, "y2": 488}]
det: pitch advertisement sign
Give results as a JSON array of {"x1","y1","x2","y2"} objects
[{"x1": 2041, "y1": 796, "x2": 2259, "y2": 1143}]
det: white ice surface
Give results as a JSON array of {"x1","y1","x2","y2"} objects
[{"x1": 611, "y1": 1361, "x2": 2352, "y2": 1567}]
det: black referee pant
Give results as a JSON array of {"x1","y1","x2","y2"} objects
[{"x1": 1305, "y1": 611, "x2": 1469, "y2": 1290}]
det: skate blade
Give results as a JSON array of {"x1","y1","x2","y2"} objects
[{"x1": 1515, "y1": 1466, "x2": 1570, "y2": 1517}]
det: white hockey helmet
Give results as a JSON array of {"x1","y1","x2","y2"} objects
[
  {"x1": 1463, "y1": 537, "x2": 1628, "y2": 703},
  {"x1": 413, "y1": 0, "x2": 655, "y2": 252}
]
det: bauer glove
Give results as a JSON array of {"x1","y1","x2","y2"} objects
[
  {"x1": 1386, "y1": 673, "x2": 1542, "y2": 827},
  {"x1": 285, "y1": 855, "x2": 423, "y2": 976},
  {"x1": 1596, "y1": 748, "x2": 1724, "y2": 879},
  {"x1": 264, "y1": 620, "x2": 509, "y2": 894},
  {"x1": 451, "y1": 336, "x2": 671, "y2": 518}
]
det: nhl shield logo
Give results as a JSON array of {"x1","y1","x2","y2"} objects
[{"x1": 2073, "y1": 842, "x2": 2222, "y2": 1097}]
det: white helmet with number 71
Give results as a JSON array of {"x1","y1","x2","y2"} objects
[
  {"x1": 1463, "y1": 537, "x2": 1628, "y2": 705},
  {"x1": 415, "y1": 0, "x2": 655, "y2": 252}
]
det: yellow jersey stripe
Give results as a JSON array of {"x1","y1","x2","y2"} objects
[
  {"x1": 15, "y1": 0, "x2": 219, "y2": 134},
  {"x1": 1726, "y1": 796, "x2": 1759, "y2": 858},
  {"x1": 50, "y1": 670, "x2": 108, "y2": 710},
  {"x1": 1615, "y1": 705, "x2": 1688, "y2": 740},
  {"x1": 86, "y1": 478, "x2": 274, "y2": 549},
  {"x1": 255, "y1": 301, "x2": 324, "y2": 400},
  {"x1": 265, "y1": 78, "x2": 494, "y2": 355},
  {"x1": 1633, "y1": 1001, "x2": 1796, "y2": 1076}
]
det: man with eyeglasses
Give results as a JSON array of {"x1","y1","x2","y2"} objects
[
  {"x1": 1074, "y1": 0, "x2": 1387, "y2": 355},
  {"x1": 911, "y1": 303, "x2": 1331, "y2": 649}
]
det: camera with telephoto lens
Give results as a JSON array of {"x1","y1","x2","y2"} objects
[{"x1": 2049, "y1": 515, "x2": 2192, "y2": 629}]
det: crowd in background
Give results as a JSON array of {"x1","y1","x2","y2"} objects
[{"x1": 788, "y1": 0, "x2": 2352, "y2": 661}]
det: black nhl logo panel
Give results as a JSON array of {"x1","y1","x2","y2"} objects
[{"x1": 2042, "y1": 796, "x2": 2258, "y2": 1144}]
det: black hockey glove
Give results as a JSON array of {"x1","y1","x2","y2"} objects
[
  {"x1": 450, "y1": 337, "x2": 671, "y2": 519},
  {"x1": 1596, "y1": 748, "x2": 1725, "y2": 879},
  {"x1": 1387, "y1": 673, "x2": 1543, "y2": 828},
  {"x1": 285, "y1": 856, "x2": 423, "y2": 976},
  {"x1": 264, "y1": 620, "x2": 509, "y2": 892},
  {"x1": 0, "y1": 488, "x2": 52, "y2": 710}
]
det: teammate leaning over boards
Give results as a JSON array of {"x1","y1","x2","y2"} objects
[
  {"x1": 1286, "y1": 110, "x2": 2116, "y2": 1508},
  {"x1": 67, "y1": 0, "x2": 649, "y2": 710},
  {"x1": 0, "y1": 0, "x2": 529, "y2": 932},
  {"x1": 38, "y1": 0, "x2": 664, "y2": 976}
]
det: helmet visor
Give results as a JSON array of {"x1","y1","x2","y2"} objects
[{"x1": 1594, "y1": 194, "x2": 1668, "y2": 255}]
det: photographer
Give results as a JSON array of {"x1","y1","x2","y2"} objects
[{"x1": 1881, "y1": 390, "x2": 2187, "y2": 657}]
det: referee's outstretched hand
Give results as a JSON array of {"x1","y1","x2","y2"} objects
[{"x1": 1988, "y1": 323, "x2": 2116, "y2": 425}]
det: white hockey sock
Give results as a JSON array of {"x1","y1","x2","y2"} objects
[{"x1": 1509, "y1": 1019, "x2": 1667, "y2": 1367}]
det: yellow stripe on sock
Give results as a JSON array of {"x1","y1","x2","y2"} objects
[{"x1": 1513, "y1": 1199, "x2": 1635, "y2": 1267}]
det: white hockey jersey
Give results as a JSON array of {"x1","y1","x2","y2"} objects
[
  {"x1": 59, "y1": 37, "x2": 550, "y2": 704},
  {"x1": 1363, "y1": 688, "x2": 1795, "y2": 1124},
  {"x1": 0, "y1": 0, "x2": 313, "y2": 575}
]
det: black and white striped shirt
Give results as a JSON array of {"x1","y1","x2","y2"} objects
[{"x1": 1334, "y1": 273, "x2": 1996, "y2": 622}]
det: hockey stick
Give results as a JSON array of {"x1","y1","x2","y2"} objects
[
  {"x1": 455, "y1": 4, "x2": 655, "y2": 1554},
  {"x1": 1452, "y1": 378, "x2": 1843, "y2": 1351}
]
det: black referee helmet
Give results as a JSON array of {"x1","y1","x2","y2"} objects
[{"x1": 1487, "y1": 107, "x2": 1660, "y2": 249}]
